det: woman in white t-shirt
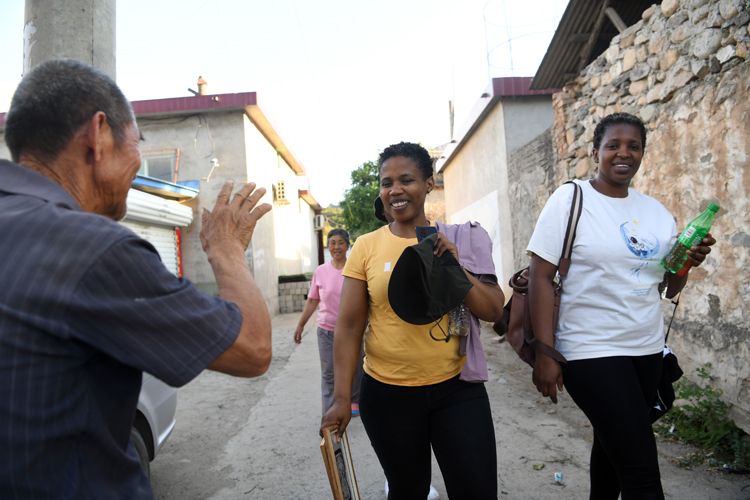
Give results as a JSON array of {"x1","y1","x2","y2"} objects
[{"x1": 527, "y1": 113, "x2": 715, "y2": 499}]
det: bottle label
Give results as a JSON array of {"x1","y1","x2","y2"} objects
[{"x1": 682, "y1": 226, "x2": 696, "y2": 240}]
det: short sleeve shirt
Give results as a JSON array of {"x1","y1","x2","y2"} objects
[
  {"x1": 308, "y1": 262, "x2": 344, "y2": 331},
  {"x1": 527, "y1": 180, "x2": 677, "y2": 361},
  {"x1": 0, "y1": 161, "x2": 241, "y2": 499},
  {"x1": 343, "y1": 225, "x2": 463, "y2": 386}
]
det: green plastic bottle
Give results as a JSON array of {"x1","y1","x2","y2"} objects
[{"x1": 661, "y1": 202, "x2": 720, "y2": 276}]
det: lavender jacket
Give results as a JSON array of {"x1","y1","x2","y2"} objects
[{"x1": 437, "y1": 221, "x2": 498, "y2": 382}]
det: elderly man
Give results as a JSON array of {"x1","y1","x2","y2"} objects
[{"x1": 0, "y1": 59, "x2": 272, "y2": 498}]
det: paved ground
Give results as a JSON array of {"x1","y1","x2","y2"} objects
[{"x1": 150, "y1": 313, "x2": 750, "y2": 499}]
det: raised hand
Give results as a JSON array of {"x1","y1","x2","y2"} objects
[{"x1": 200, "y1": 181, "x2": 272, "y2": 254}]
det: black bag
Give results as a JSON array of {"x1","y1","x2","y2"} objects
[
  {"x1": 651, "y1": 347, "x2": 683, "y2": 422},
  {"x1": 493, "y1": 181, "x2": 582, "y2": 367},
  {"x1": 650, "y1": 294, "x2": 684, "y2": 422}
]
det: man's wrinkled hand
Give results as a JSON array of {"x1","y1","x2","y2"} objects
[{"x1": 200, "y1": 181, "x2": 272, "y2": 254}]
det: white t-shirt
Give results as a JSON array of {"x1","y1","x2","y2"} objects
[{"x1": 527, "y1": 180, "x2": 677, "y2": 361}]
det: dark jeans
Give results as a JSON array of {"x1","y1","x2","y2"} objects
[
  {"x1": 359, "y1": 373, "x2": 497, "y2": 500},
  {"x1": 563, "y1": 353, "x2": 664, "y2": 500}
]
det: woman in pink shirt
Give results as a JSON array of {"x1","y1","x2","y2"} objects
[{"x1": 294, "y1": 229, "x2": 363, "y2": 415}]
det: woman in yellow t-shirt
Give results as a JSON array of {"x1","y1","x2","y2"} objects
[{"x1": 321, "y1": 142, "x2": 505, "y2": 499}]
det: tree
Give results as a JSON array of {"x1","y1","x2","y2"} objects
[
  {"x1": 339, "y1": 160, "x2": 385, "y2": 240},
  {"x1": 321, "y1": 205, "x2": 345, "y2": 230}
]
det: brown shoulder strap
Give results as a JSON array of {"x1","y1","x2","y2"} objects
[
  {"x1": 558, "y1": 181, "x2": 583, "y2": 278},
  {"x1": 530, "y1": 338, "x2": 568, "y2": 363}
]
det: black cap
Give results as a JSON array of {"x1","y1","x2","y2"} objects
[
  {"x1": 387, "y1": 233, "x2": 473, "y2": 325},
  {"x1": 374, "y1": 196, "x2": 387, "y2": 222}
]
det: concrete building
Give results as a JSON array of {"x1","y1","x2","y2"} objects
[
  {"x1": 531, "y1": 0, "x2": 750, "y2": 431},
  {"x1": 434, "y1": 77, "x2": 557, "y2": 290},
  {"x1": 131, "y1": 92, "x2": 321, "y2": 314},
  {"x1": 0, "y1": 91, "x2": 322, "y2": 315}
]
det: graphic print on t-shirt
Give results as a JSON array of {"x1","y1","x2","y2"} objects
[{"x1": 619, "y1": 219, "x2": 660, "y2": 287}]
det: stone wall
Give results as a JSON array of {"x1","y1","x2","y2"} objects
[
  {"x1": 550, "y1": 0, "x2": 750, "y2": 431},
  {"x1": 278, "y1": 280, "x2": 310, "y2": 314},
  {"x1": 507, "y1": 128, "x2": 556, "y2": 271}
]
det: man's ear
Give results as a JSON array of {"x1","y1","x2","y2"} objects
[
  {"x1": 592, "y1": 148, "x2": 599, "y2": 164},
  {"x1": 426, "y1": 175, "x2": 435, "y2": 193},
  {"x1": 85, "y1": 111, "x2": 111, "y2": 164}
]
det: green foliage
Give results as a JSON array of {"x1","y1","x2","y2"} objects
[
  {"x1": 339, "y1": 160, "x2": 385, "y2": 240},
  {"x1": 656, "y1": 364, "x2": 750, "y2": 470},
  {"x1": 321, "y1": 205, "x2": 345, "y2": 230}
]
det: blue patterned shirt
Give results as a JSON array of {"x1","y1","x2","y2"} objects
[{"x1": 0, "y1": 160, "x2": 241, "y2": 499}]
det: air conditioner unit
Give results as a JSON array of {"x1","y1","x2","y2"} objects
[{"x1": 313, "y1": 214, "x2": 326, "y2": 231}]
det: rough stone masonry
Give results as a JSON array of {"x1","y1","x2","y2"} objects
[{"x1": 549, "y1": 0, "x2": 750, "y2": 432}]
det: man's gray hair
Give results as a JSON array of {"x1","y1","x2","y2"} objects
[{"x1": 4, "y1": 59, "x2": 134, "y2": 163}]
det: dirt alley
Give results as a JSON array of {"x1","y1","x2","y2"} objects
[{"x1": 150, "y1": 313, "x2": 750, "y2": 499}]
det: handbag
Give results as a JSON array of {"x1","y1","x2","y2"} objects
[
  {"x1": 494, "y1": 181, "x2": 582, "y2": 367},
  {"x1": 650, "y1": 292, "x2": 684, "y2": 422}
]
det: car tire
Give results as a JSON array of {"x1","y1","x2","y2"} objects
[{"x1": 131, "y1": 427, "x2": 150, "y2": 479}]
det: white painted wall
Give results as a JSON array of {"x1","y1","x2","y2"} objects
[
  {"x1": 502, "y1": 96, "x2": 555, "y2": 155},
  {"x1": 447, "y1": 190, "x2": 504, "y2": 282},
  {"x1": 442, "y1": 96, "x2": 554, "y2": 291}
]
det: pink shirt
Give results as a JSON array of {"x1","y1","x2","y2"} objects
[{"x1": 308, "y1": 262, "x2": 344, "y2": 331}]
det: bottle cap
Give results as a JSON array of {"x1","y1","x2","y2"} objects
[{"x1": 707, "y1": 202, "x2": 720, "y2": 213}]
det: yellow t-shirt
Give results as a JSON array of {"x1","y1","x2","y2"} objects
[{"x1": 343, "y1": 225, "x2": 464, "y2": 386}]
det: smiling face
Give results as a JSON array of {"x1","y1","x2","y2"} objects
[
  {"x1": 379, "y1": 155, "x2": 434, "y2": 227},
  {"x1": 327, "y1": 234, "x2": 349, "y2": 261},
  {"x1": 592, "y1": 123, "x2": 644, "y2": 193}
]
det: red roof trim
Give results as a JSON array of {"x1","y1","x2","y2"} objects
[
  {"x1": 131, "y1": 92, "x2": 257, "y2": 116},
  {"x1": 0, "y1": 92, "x2": 259, "y2": 127},
  {"x1": 492, "y1": 77, "x2": 558, "y2": 97}
]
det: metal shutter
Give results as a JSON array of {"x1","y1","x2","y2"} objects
[{"x1": 120, "y1": 220, "x2": 180, "y2": 275}]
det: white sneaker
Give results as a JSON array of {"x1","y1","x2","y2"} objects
[{"x1": 383, "y1": 480, "x2": 440, "y2": 499}]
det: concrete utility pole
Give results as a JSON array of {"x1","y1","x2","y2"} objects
[{"x1": 24, "y1": 0, "x2": 116, "y2": 77}]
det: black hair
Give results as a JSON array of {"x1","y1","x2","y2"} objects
[
  {"x1": 377, "y1": 142, "x2": 433, "y2": 180},
  {"x1": 327, "y1": 228, "x2": 350, "y2": 246},
  {"x1": 4, "y1": 59, "x2": 134, "y2": 163},
  {"x1": 592, "y1": 112, "x2": 647, "y2": 150}
]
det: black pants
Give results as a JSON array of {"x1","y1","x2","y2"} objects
[
  {"x1": 359, "y1": 373, "x2": 497, "y2": 500},
  {"x1": 563, "y1": 353, "x2": 664, "y2": 500}
]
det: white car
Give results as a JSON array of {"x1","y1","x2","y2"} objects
[{"x1": 132, "y1": 374, "x2": 177, "y2": 478}]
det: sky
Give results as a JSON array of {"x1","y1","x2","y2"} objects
[{"x1": 0, "y1": 0, "x2": 567, "y2": 207}]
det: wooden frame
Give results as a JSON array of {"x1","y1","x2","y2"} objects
[{"x1": 320, "y1": 428, "x2": 361, "y2": 500}]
